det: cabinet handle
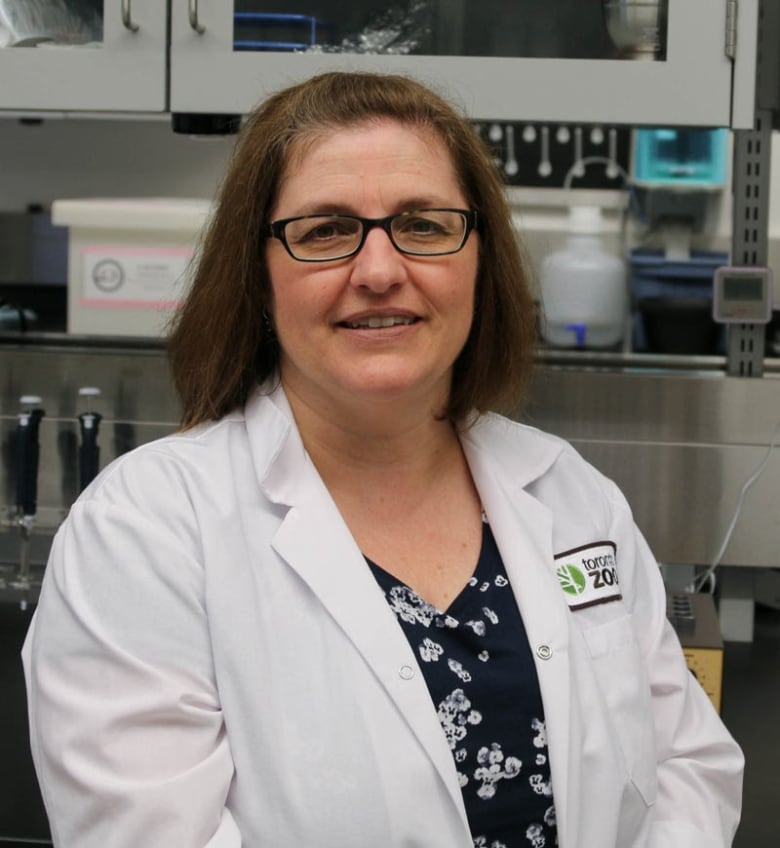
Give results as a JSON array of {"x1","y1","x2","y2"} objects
[
  {"x1": 189, "y1": 0, "x2": 206, "y2": 34},
  {"x1": 121, "y1": 0, "x2": 139, "y2": 32}
]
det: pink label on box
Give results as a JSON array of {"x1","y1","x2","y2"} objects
[{"x1": 78, "y1": 245, "x2": 194, "y2": 307}]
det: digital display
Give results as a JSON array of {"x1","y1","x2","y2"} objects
[
  {"x1": 723, "y1": 276, "x2": 764, "y2": 301},
  {"x1": 713, "y1": 267, "x2": 772, "y2": 324}
]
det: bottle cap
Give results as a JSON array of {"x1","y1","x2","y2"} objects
[{"x1": 568, "y1": 205, "x2": 603, "y2": 234}]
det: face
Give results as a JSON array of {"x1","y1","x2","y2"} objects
[{"x1": 265, "y1": 120, "x2": 479, "y2": 419}]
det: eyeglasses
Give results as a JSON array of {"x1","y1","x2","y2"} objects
[{"x1": 266, "y1": 208, "x2": 478, "y2": 262}]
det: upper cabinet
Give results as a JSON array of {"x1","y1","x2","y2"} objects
[
  {"x1": 170, "y1": 0, "x2": 758, "y2": 127},
  {"x1": 0, "y1": 1, "x2": 167, "y2": 112},
  {"x1": 0, "y1": 1, "x2": 760, "y2": 127}
]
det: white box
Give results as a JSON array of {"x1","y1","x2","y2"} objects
[{"x1": 52, "y1": 198, "x2": 211, "y2": 337}]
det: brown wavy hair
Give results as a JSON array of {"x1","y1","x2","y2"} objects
[{"x1": 167, "y1": 71, "x2": 538, "y2": 428}]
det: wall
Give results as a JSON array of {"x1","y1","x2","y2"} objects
[
  {"x1": 1, "y1": 115, "x2": 780, "y2": 301},
  {"x1": 0, "y1": 116, "x2": 235, "y2": 211}
]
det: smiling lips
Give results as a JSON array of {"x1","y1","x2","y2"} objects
[{"x1": 340, "y1": 315, "x2": 419, "y2": 329}]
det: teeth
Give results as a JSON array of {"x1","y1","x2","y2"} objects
[{"x1": 347, "y1": 316, "x2": 415, "y2": 329}]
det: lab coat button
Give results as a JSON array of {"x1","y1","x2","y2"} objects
[
  {"x1": 399, "y1": 665, "x2": 415, "y2": 680},
  {"x1": 536, "y1": 644, "x2": 553, "y2": 660}
]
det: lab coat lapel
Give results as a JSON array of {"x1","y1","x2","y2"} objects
[
  {"x1": 461, "y1": 416, "x2": 575, "y2": 846},
  {"x1": 246, "y1": 387, "x2": 471, "y2": 835}
]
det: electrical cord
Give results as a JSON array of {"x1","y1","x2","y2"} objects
[{"x1": 690, "y1": 419, "x2": 780, "y2": 593}]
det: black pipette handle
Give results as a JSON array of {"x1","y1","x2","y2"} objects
[
  {"x1": 15, "y1": 408, "x2": 45, "y2": 517},
  {"x1": 78, "y1": 412, "x2": 103, "y2": 492}
]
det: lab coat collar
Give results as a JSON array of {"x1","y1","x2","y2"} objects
[
  {"x1": 244, "y1": 383, "x2": 473, "y2": 837},
  {"x1": 248, "y1": 387, "x2": 566, "y2": 506},
  {"x1": 459, "y1": 411, "x2": 564, "y2": 490}
]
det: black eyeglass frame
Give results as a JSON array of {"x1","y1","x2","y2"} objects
[{"x1": 266, "y1": 208, "x2": 479, "y2": 262}]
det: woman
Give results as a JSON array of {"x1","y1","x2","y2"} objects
[{"x1": 24, "y1": 72, "x2": 742, "y2": 847}]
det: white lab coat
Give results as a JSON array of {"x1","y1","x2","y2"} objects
[{"x1": 23, "y1": 383, "x2": 743, "y2": 848}]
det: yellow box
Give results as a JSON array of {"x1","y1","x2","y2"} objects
[{"x1": 668, "y1": 592, "x2": 724, "y2": 713}]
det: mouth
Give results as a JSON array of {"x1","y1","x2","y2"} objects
[{"x1": 338, "y1": 315, "x2": 420, "y2": 330}]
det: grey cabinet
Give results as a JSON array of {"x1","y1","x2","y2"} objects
[
  {"x1": 170, "y1": 0, "x2": 758, "y2": 127},
  {"x1": 0, "y1": 1, "x2": 760, "y2": 127},
  {"x1": 0, "y1": 1, "x2": 167, "y2": 112}
]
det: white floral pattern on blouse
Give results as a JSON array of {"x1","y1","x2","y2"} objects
[{"x1": 368, "y1": 522, "x2": 558, "y2": 847}]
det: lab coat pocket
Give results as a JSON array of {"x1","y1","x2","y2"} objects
[{"x1": 581, "y1": 614, "x2": 658, "y2": 807}]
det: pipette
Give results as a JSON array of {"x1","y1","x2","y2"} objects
[
  {"x1": 13, "y1": 395, "x2": 45, "y2": 598},
  {"x1": 77, "y1": 387, "x2": 103, "y2": 492}
]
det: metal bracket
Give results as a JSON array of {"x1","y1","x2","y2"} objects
[
  {"x1": 728, "y1": 109, "x2": 771, "y2": 376},
  {"x1": 726, "y1": 0, "x2": 738, "y2": 59},
  {"x1": 726, "y1": 0, "x2": 776, "y2": 376}
]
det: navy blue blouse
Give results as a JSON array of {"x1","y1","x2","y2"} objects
[{"x1": 368, "y1": 521, "x2": 558, "y2": 848}]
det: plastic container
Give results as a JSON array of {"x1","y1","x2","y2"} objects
[
  {"x1": 638, "y1": 297, "x2": 721, "y2": 355},
  {"x1": 629, "y1": 248, "x2": 728, "y2": 353},
  {"x1": 52, "y1": 198, "x2": 211, "y2": 338},
  {"x1": 539, "y1": 206, "x2": 628, "y2": 349},
  {"x1": 632, "y1": 128, "x2": 728, "y2": 188}
]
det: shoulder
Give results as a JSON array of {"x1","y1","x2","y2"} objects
[
  {"x1": 467, "y1": 411, "x2": 630, "y2": 532},
  {"x1": 468, "y1": 411, "x2": 613, "y2": 488},
  {"x1": 70, "y1": 384, "x2": 294, "y2": 530},
  {"x1": 76, "y1": 411, "x2": 249, "y2": 518}
]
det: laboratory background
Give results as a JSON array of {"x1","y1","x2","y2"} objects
[{"x1": 0, "y1": 0, "x2": 778, "y2": 845}]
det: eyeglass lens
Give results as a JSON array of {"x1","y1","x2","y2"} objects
[{"x1": 282, "y1": 210, "x2": 468, "y2": 260}]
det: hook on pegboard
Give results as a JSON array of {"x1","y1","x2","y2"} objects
[{"x1": 474, "y1": 121, "x2": 631, "y2": 189}]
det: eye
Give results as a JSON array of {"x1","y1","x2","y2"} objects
[
  {"x1": 397, "y1": 214, "x2": 448, "y2": 237},
  {"x1": 296, "y1": 217, "x2": 356, "y2": 243}
]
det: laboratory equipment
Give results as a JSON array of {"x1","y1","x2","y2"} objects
[
  {"x1": 667, "y1": 592, "x2": 724, "y2": 713},
  {"x1": 712, "y1": 266, "x2": 774, "y2": 324},
  {"x1": 630, "y1": 126, "x2": 729, "y2": 259},
  {"x1": 53, "y1": 198, "x2": 211, "y2": 338},
  {"x1": 77, "y1": 387, "x2": 103, "y2": 493},
  {"x1": 233, "y1": 12, "x2": 335, "y2": 51},
  {"x1": 629, "y1": 249, "x2": 728, "y2": 354},
  {"x1": 633, "y1": 127, "x2": 729, "y2": 188},
  {"x1": 11, "y1": 395, "x2": 45, "y2": 594},
  {"x1": 539, "y1": 206, "x2": 628, "y2": 349},
  {"x1": 629, "y1": 127, "x2": 731, "y2": 351},
  {"x1": 602, "y1": 0, "x2": 668, "y2": 58}
]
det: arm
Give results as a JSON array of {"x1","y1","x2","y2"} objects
[
  {"x1": 608, "y1": 484, "x2": 744, "y2": 847},
  {"x1": 23, "y1": 488, "x2": 240, "y2": 848}
]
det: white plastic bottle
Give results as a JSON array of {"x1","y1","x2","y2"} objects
[{"x1": 539, "y1": 205, "x2": 628, "y2": 349}]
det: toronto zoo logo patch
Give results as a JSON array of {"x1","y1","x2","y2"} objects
[
  {"x1": 556, "y1": 563, "x2": 587, "y2": 596},
  {"x1": 554, "y1": 541, "x2": 621, "y2": 610}
]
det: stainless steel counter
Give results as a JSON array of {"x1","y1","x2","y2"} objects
[
  {"x1": 1, "y1": 337, "x2": 778, "y2": 582},
  {"x1": 525, "y1": 352, "x2": 780, "y2": 568}
]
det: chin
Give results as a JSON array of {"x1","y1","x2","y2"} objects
[{"x1": 337, "y1": 370, "x2": 450, "y2": 407}]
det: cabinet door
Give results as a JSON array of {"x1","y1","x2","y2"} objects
[
  {"x1": 0, "y1": 0, "x2": 167, "y2": 112},
  {"x1": 170, "y1": 0, "x2": 757, "y2": 128}
]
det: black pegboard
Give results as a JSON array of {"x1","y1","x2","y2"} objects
[{"x1": 474, "y1": 121, "x2": 632, "y2": 189}]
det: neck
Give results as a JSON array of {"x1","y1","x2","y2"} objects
[
  {"x1": 282, "y1": 379, "x2": 462, "y2": 485},
  {"x1": 279, "y1": 380, "x2": 483, "y2": 588}
]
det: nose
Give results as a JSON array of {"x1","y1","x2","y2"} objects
[{"x1": 348, "y1": 224, "x2": 408, "y2": 293}]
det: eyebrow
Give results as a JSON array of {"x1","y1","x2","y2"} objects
[{"x1": 282, "y1": 199, "x2": 460, "y2": 218}]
